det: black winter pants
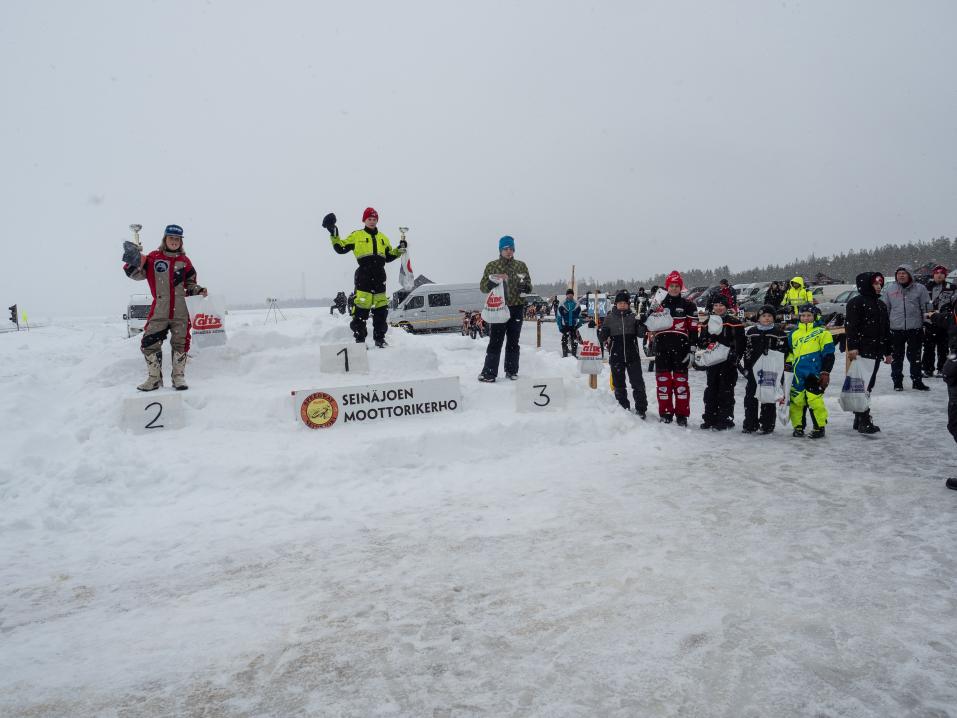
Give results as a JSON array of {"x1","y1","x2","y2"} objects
[
  {"x1": 890, "y1": 329, "x2": 923, "y2": 383},
  {"x1": 483, "y1": 305, "x2": 524, "y2": 378},
  {"x1": 703, "y1": 361, "x2": 738, "y2": 424},
  {"x1": 610, "y1": 361, "x2": 647, "y2": 412},
  {"x1": 923, "y1": 325, "x2": 948, "y2": 373},
  {"x1": 560, "y1": 326, "x2": 579, "y2": 356},
  {"x1": 743, "y1": 371, "x2": 777, "y2": 432}
]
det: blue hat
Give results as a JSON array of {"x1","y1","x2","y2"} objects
[
  {"x1": 499, "y1": 235, "x2": 515, "y2": 251},
  {"x1": 164, "y1": 224, "x2": 184, "y2": 237}
]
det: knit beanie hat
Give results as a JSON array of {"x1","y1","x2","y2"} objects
[
  {"x1": 665, "y1": 271, "x2": 684, "y2": 290},
  {"x1": 362, "y1": 207, "x2": 378, "y2": 222},
  {"x1": 499, "y1": 235, "x2": 515, "y2": 251},
  {"x1": 615, "y1": 290, "x2": 630, "y2": 304}
]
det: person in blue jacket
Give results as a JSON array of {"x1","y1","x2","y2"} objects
[{"x1": 556, "y1": 288, "x2": 583, "y2": 357}]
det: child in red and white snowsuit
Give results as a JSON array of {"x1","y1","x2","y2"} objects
[{"x1": 644, "y1": 271, "x2": 699, "y2": 425}]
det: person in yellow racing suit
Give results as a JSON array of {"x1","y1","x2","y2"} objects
[{"x1": 786, "y1": 304, "x2": 835, "y2": 439}]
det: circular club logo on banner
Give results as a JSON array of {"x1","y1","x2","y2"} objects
[{"x1": 301, "y1": 392, "x2": 338, "y2": 429}]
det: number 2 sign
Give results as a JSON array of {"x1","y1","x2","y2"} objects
[{"x1": 122, "y1": 393, "x2": 185, "y2": 433}]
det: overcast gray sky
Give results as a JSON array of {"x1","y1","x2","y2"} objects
[{"x1": 2, "y1": 0, "x2": 955, "y2": 316}]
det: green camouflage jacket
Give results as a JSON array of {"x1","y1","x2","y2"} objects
[{"x1": 480, "y1": 257, "x2": 533, "y2": 306}]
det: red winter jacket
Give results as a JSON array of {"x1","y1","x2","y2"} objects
[{"x1": 124, "y1": 245, "x2": 204, "y2": 322}]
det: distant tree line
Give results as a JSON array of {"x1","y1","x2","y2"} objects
[{"x1": 534, "y1": 236, "x2": 955, "y2": 297}]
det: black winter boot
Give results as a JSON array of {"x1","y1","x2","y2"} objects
[
  {"x1": 809, "y1": 427, "x2": 826, "y2": 439},
  {"x1": 675, "y1": 415, "x2": 688, "y2": 427},
  {"x1": 912, "y1": 379, "x2": 930, "y2": 391}
]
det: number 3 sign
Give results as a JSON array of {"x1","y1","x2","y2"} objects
[
  {"x1": 515, "y1": 377, "x2": 566, "y2": 412},
  {"x1": 122, "y1": 393, "x2": 185, "y2": 433}
]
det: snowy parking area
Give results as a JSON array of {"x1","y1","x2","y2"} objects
[{"x1": 2, "y1": 309, "x2": 956, "y2": 717}]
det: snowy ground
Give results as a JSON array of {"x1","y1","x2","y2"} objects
[{"x1": 2, "y1": 309, "x2": 956, "y2": 718}]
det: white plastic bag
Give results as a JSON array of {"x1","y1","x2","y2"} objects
[
  {"x1": 577, "y1": 325, "x2": 603, "y2": 375},
  {"x1": 778, "y1": 370, "x2": 793, "y2": 423},
  {"x1": 481, "y1": 281, "x2": 511, "y2": 324},
  {"x1": 839, "y1": 357, "x2": 875, "y2": 413},
  {"x1": 185, "y1": 294, "x2": 227, "y2": 349},
  {"x1": 694, "y1": 341, "x2": 730, "y2": 367},
  {"x1": 645, "y1": 309, "x2": 673, "y2": 332},
  {"x1": 753, "y1": 351, "x2": 785, "y2": 404}
]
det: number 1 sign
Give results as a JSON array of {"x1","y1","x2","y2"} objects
[{"x1": 320, "y1": 343, "x2": 369, "y2": 374}]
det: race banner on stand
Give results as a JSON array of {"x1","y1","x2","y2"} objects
[
  {"x1": 185, "y1": 294, "x2": 227, "y2": 349},
  {"x1": 292, "y1": 376, "x2": 461, "y2": 430},
  {"x1": 577, "y1": 325, "x2": 603, "y2": 375}
]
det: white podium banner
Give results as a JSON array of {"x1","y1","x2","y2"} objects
[{"x1": 292, "y1": 376, "x2": 461, "y2": 430}]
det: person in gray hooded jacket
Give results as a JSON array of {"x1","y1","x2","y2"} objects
[{"x1": 881, "y1": 263, "x2": 931, "y2": 390}]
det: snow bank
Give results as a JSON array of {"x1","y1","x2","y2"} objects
[{"x1": 1, "y1": 309, "x2": 955, "y2": 717}]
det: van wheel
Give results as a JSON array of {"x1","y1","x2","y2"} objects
[{"x1": 400, "y1": 322, "x2": 415, "y2": 334}]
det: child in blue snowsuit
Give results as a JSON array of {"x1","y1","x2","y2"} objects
[{"x1": 556, "y1": 288, "x2": 583, "y2": 357}]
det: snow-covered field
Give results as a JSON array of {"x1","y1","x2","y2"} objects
[{"x1": 2, "y1": 309, "x2": 956, "y2": 718}]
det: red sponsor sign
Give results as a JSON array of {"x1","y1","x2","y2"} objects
[
  {"x1": 193, "y1": 313, "x2": 223, "y2": 330},
  {"x1": 486, "y1": 293, "x2": 504, "y2": 309},
  {"x1": 579, "y1": 340, "x2": 601, "y2": 358}
]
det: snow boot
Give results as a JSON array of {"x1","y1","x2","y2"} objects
[
  {"x1": 374, "y1": 339, "x2": 388, "y2": 348},
  {"x1": 478, "y1": 373, "x2": 496, "y2": 383},
  {"x1": 912, "y1": 379, "x2": 930, "y2": 391},
  {"x1": 809, "y1": 427, "x2": 826, "y2": 439},
  {"x1": 659, "y1": 413, "x2": 673, "y2": 424},
  {"x1": 675, "y1": 415, "x2": 688, "y2": 427},
  {"x1": 893, "y1": 381, "x2": 903, "y2": 391},
  {"x1": 171, "y1": 351, "x2": 189, "y2": 391},
  {"x1": 137, "y1": 353, "x2": 163, "y2": 392},
  {"x1": 506, "y1": 373, "x2": 518, "y2": 381},
  {"x1": 857, "y1": 412, "x2": 881, "y2": 434},
  {"x1": 700, "y1": 419, "x2": 714, "y2": 430},
  {"x1": 636, "y1": 410, "x2": 647, "y2": 420},
  {"x1": 792, "y1": 427, "x2": 805, "y2": 437}
]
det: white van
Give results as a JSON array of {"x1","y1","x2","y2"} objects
[
  {"x1": 124, "y1": 294, "x2": 152, "y2": 337},
  {"x1": 390, "y1": 283, "x2": 487, "y2": 333}
]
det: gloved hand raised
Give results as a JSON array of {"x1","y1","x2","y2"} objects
[
  {"x1": 321, "y1": 212, "x2": 338, "y2": 237},
  {"x1": 122, "y1": 241, "x2": 142, "y2": 266}
]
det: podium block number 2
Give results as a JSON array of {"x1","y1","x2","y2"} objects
[{"x1": 123, "y1": 394, "x2": 185, "y2": 433}]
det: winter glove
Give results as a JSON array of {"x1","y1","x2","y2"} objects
[
  {"x1": 122, "y1": 241, "x2": 142, "y2": 266},
  {"x1": 587, "y1": 320, "x2": 596, "y2": 328},
  {"x1": 396, "y1": 238, "x2": 408, "y2": 255},
  {"x1": 321, "y1": 212, "x2": 338, "y2": 237},
  {"x1": 784, "y1": 362, "x2": 793, "y2": 373},
  {"x1": 736, "y1": 361, "x2": 747, "y2": 377},
  {"x1": 818, "y1": 371, "x2": 830, "y2": 390}
]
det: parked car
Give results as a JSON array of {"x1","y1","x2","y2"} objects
[
  {"x1": 684, "y1": 286, "x2": 711, "y2": 303},
  {"x1": 806, "y1": 283, "x2": 856, "y2": 302},
  {"x1": 816, "y1": 288, "x2": 859, "y2": 324},
  {"x1": 390, "y1": 283, "x2": 486, "y2": 333}
]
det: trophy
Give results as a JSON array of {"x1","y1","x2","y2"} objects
[
  {"x1": 129, "y1": 223, "x2": 143, "y2": 250},
  {"x1": 398, "y1": 226, "x2": 409, "y2": 243}
]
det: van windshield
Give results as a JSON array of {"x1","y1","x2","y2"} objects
[{"x1": 128, "y1": 305, "x2": 152, "y2": 319}]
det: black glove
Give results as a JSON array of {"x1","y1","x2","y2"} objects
[
  {"x1": 587, "y1": 320, "x2": 596, "y2": 328},
  {"x1": 122, "y1": 241, "x2": 142, "y2": 266},
  {"x1": 736, "y1": 362, "x2": 747, "y2": 377},
  {"x1": 784, "y1": 362, "x2": 793, "y2": 373},
  {"x1": 398, "y1": 239, "x2": 407, "y2": 249},
  {"x1": 321, "y1": 212, "x2": 338, "y2": 236}
]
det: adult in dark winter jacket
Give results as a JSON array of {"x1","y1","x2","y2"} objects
[
  {"x1": 645, "y1": 271, "x2": 699, "y2": 425},
  {"x1": 556, "y1": 288, "x2": 583, "y2": 357},
  {"x1": 763, "y1": 282, "x2": 785, "y2": 309},
  {"x1": 324, "y1": 207, "x2": 406, "y2": 347},
  {"x1": 922, "y1": 265, "x2": 956, "y2": 377},
  {"x1": 697, "y1": 295, "x2": 745, "y2": 430},
  {"x1": 741, "y1": 305, "x2": 788, "y2": 434},
  {"x1": 881, "y1": 263, "x2": 931, "y2": 391},
  {"x1": 931, "y1": 304, "x2": 957, "y2": 443},
  {"x1": 478, "y1": 235, "x2": 533, "y2": 382},
  {"x1": 844, "y1": 272, "x2": 893, "y2": 433},
  {"x1": 599, "y1": 290, "x2": 648, "y2": 417}
]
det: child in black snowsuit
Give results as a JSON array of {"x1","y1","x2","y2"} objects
[
  {"x1": 741, "y1": 305, "x2": 788, "y2": 434},
  {"x1": 698, "y1": 295, "x2": 745, "y2": 430},
  {"x1": 599, "y1": 290, "x2": 649, "y2": 417}
]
